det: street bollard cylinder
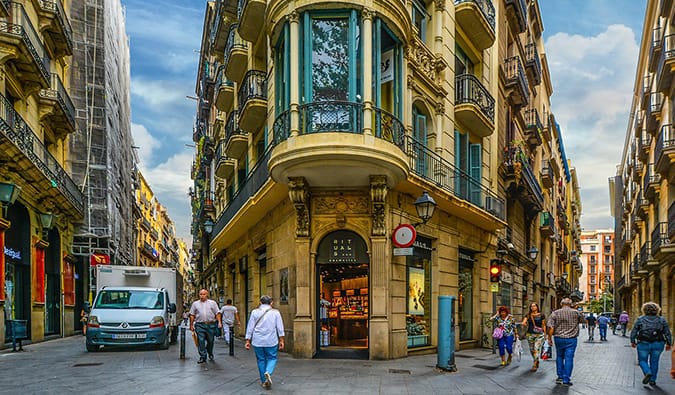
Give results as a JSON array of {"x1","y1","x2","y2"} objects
[
  {"x1": 229, "y1": 326, "x2": 234, "y2": 356},
  {"x1": 437, "y1": 295, "x2": 457, "y2": 371},
  {"x1": 180, "y1": 325, "x2": 186, "y2": 359}
]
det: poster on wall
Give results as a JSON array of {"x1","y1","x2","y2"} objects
[
  {"x1": 408, "y1": 267, "x2": 425, "y2": 315},
  {"x1": 280, "y1": 268, "x2": 289, "y2": 304},
  {"x1": 381, "y1": 49, "x2": 394, "y2": 83}
]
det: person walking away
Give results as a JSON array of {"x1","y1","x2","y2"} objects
[
  {"x1": 220, "y1": 299, "x2": 240, "y2": 344},
  {"x1": 630, "y1": 302, "x2": 672, "y2": 387},
  {"x1": 521, "y1": 302, "x2": 547, "y2": 372},
  {"x1": 619, "y1": 311, "x2": 630, "y2": 337},
  {"x1": 490, "y1": 306, "x2": 518, "y2": 366},
  {"x1": 547, "y1": 297, "x2": 585, "y2": 386},
  {"x1": 189, "y1": 289, "x2": 222, "y2": 364},
  {"x1": 586, "y1": 313, "x2": 597, "y2": 341},
  {"x1": 245, "y1": 295, "x2": 285, "y2": 390},
  {"x1": 182, "y1": 310, "x2": 189, "y2": 327},
  {"x1": 597, "y1": 314, "x2": 610, "y2": 341},
  {"x1": 611, "y1": 313, "x2": 618, "y2": 335}
]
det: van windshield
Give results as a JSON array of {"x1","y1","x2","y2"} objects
[{"x1": 94, "y1": 290, "x2": 164, "y2": 309}]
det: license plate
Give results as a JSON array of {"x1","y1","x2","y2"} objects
[{"x1": 112, "y1": 333, "x2": 145, "y2": 339}]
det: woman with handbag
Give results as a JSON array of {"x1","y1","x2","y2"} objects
[
  {"x1": 521, "y1": 302, "x2": 547, "y2": 372},
  {"x1": 491, "y1": 306, "x2": 517, "y2": 366}
]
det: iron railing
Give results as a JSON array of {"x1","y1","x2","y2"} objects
[
  {"x1": 373, "y1": 107, "x2": 405, "y2": 150},
  {"x1": 225, "y1": 110, "x2": 246, "y2": 142},
  {"x1": 654, "y1": 123, "x2": 675, "y2": 167},
  {"x1": 504, "y1": 56, "x2": 529, "y2": 104},
  {"x1": 37, "y1": 0, "x2": 73, "y2": 52},
  {"x1": 455, "y1": 74, "x2": 495, "y2": 122},
  {"x1": 0, "y1": 93, "x2": 83, "y2": 213},
  {"x1": 238, "y1": 69, "x2": 267, "y2": 110},
  {"x1": 504, "y1": 0, "x2": 527, "y2": 32},
  {"x1": 39, "y1": 73, "x2": 75, "y2": 129},
  {"x1": 273, "y1": 109, "x2": 291, "y2": 144},
  {"x1": 300, "y1": 101, "x2": 363, "y2": 134},
  {"x1": 0, "y1": 3, "x2": 51, "y2": 83},
  {"x1": 639, "y1": 242, "x2": 650, "y2": 267},
  {"x1": 525, "y1": 42, "x2": 542, "y2": 83},
  {"x1": 224, "y1": 24, "x2": 246, "y2": 68},
  {"x1": 651, "y1": 222, "x2": 669, "y2": 254},
  {"x1": 454, "y1": 0, "x2": 496, "y2": 31}
]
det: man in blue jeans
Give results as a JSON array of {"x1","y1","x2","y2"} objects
[
  {"x1": 547, "y1": 298, "x2": 585, "y2": 386},
  {"x1": 245, "y1": 295, "x2": 285, "y2": 389}
]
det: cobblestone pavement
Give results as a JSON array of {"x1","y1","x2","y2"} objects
[{"x1": 0, "y1": 328, "x2": 672, "y2": 394}]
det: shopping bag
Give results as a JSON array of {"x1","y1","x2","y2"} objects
[
  {"x1": 541, "y1": 339, "x2": 552, "y2": 360},
  {"x1": 514, "y1": 338, "x2": 523, "y2": 362},
  {"x1": 192, "y1": 331, "x2": 199, "y2": 347}
]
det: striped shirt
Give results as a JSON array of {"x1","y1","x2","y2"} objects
[{"x1": 548, "y1": 306, "x2": 584, "y2": 339}]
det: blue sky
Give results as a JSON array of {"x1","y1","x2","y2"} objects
[{"x1": 122, "y1": 0, "x2": 647, "y2": 243}]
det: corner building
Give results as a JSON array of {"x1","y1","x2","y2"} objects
[{"x1": 193, "y1": 0, "x2": 572, "y2": 359}]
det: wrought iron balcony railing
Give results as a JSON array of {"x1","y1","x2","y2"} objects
[
  {"x1": 39, "y1": 72, "x2": 75, "y2": 129},
  {"x1": 455, "y1": 74, "x2": 495, "y2": 122},
  {"x1": 225, "y1": 110, "x2": 245, "y2": 141},
  {"x1": 238, "y1": 69, "x2": 267, "y2": 109},
  {"x1": 0, "y1": 2, "x2": 51, "y2": 84},
  {"x1": 300, "y1": 101, "x2": 363, "y2": 134},
  {"x1": 454, "y1": 0, "x2": 496, "y2": 31},
  {"x1": 224, "y1": 23, "x2": 246, "y2": 67},
  {"x1": 37, "y1": 0, "x2": 73, "y2": 52}
]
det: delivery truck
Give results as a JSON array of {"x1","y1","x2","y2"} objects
[{"x1": 85, "y1": 265, "x2": 183, "y2": 351}]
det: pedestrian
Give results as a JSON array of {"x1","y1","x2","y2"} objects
[
  {"x1": 319, "y1": 293, "x2": 331, "y2": 325},
  {"x1": 586, "y1": 313, "x2": 597, "y2": 341},
  {"x1": 547, "y1": 297, "x2": 585, "y2": 386},
  {"x1": 189, "y1": 289, "x2": 222, "y2": 364},
  {"x1": 490, "y1": 306, "x2": 517, "y2": 366},
  {"x1": 619, "y1": 310, "x2": 630, "y2": 336},
  {"x1": 245, "y1": 295, "x2": 285, "y2": 390},
  {"x1": 220, "y1": 299, "x2": 240, "y2": 344},
  {"x1": 611, "y1": 313, "x2": 618, "y2": 335},
  {"x1": 630, "y1": 301, "x2": 673, "y2": 387},
  {"x1": 182, "y1": 310, "x2": 189, "y2": 326},
  {"x1": 597, "y1": 314, "x2": 610, "y2": 341},
  {"x1": 521, "y1": 302, "x2": 547, "y2": 372}
]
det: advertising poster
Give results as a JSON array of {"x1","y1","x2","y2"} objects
[{"x1": 408, "y1": 267, "x2": 425, "y2": 315}]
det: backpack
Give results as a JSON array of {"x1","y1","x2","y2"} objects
[{"x1": 637, "y1": 317, "x2": 665, "y2": 342}]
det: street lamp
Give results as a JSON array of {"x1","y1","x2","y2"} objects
[
  {"x1": 0, "y1": 181, "x2": 21, "y2": 217},
  {"x1": 527, "y1": 247, "x2": 539, "y2": 260},
  {"x1": 414, "y1": 191, "x2": 436, "y2": 225},
  {"x1": 203, "y1": 218, "x2": 214, "y2": 234},
  {"x1": 39, "y1": 212, "x2": 55, "y2": 239}
]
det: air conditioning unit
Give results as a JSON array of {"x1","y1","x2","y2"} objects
[{"x1": 485, "y1": 196, "x2": 505, "y2": 220}]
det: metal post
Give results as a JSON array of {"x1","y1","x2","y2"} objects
[
  {"x1": 229, "y1": 326, "x2": 234, "y2": 356},
  {"x1": 179, "y1": 325, "x2": 186, "y2": 359},
  {"x1": 492, "y1": 291, "x2": 497, "y2": 354},
  {"x1": 437, "y1": 295, "x2": 457, "y2": 371}
]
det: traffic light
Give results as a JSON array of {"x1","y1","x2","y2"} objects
[{"x1": 489, "y1": 261, "x2": 502, "y2": 283}]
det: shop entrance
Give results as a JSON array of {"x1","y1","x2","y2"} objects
[{"x1": 315, "y1": 230, "x2": 369, "y2": 359}]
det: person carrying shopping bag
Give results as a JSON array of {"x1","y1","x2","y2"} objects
[
  {"x1": 491, "y1": 306, "x2": 518, "y2": 366},
  {"x1": 521, "y1": 302, "x2": 547, "y2": 372},
  {"x1": 630, "y1": 302, "x2": 672, "y2": 387}
]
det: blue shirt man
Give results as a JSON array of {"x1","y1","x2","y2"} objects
[{"x1": 597, "y1": 315, "x2": 610, "y2": 341}]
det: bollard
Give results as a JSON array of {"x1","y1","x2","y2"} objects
[
  {"x1": 179, "y1": 325, "x2": 186, "y2": 359},
  {"x1": 437, "y1": 295, "x2": 457, "y2": 372},
  {"x1": 229, "y1": 326, "x2": 234, "y2": 356}
]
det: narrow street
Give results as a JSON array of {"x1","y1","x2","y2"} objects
[{"x1": 0, "y1": 327, "x2": 672, "y2": 394}]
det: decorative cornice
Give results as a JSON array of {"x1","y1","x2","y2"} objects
[
  {"x1": 288, "y1": 10, "x2": 300, "y2": 24},
  {"x1": 434, "y1": 0, "x2": 446, "y2": 12},
  {"x1": 361, "y1": 7, "x2": 375, "y2": 21}
]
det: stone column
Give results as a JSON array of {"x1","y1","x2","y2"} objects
[
  {"x1": 292, "y1": 238, "x2": 313, "y2": 358},
  {"x1": 289, "y1": 11, "x2": 300, "y2": 137},
  {"x1": 362, "y1": 8, "x2": 373, "y2": 135}
]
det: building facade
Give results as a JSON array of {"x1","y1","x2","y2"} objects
[
  {"x1": 579, "y1": 230, "x2": 614, "y2": 304},
  {"x1": 191, "y1": 0, "x2": 581, "y2": 359},
  {"x1": 612, "y1": 0, "x2": 675, "y2": 325},
  {"x1": 0, "y1": 0, "x2": 81, "y2": 344}
]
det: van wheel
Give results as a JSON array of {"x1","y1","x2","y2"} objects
[
  {"x1": 86, "y1": 343, "x2": 99, "y2": 352},
  {"x1": 159, "y1": 332, "x2": 170, "y2": 350}
]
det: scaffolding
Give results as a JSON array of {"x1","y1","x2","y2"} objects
[{"x1": 67, "y1": 0, "x2": 136, "y2": 300}]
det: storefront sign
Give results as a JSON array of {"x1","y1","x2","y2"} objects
[
  {"x1": 331, "y1": 238, "x2": 356, "y2": 262},
  {"x1": 393, "y1": 247, "x2": 413, "y2": 256},
  {"x1": 4, "y1": 247, "x2": 20, "y2": 260},
  {"x1": 413, "y1": 239, "x2": 432, "y2": 251},
  {"x1": 317, "y1": 230, "x2": 369, "y2": 264}
]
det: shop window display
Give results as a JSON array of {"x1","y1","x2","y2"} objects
[{"x1": 406, "y1": 237, "x2": 432, "y2": 347}]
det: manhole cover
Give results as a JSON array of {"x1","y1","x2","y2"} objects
[
  {"x1": 72, "y1": 362, "x2": 103, "y2": 367},
  {"x1": 389, "y1": 369, "x2": 411, "y2": 374},
  {"x1": 472, "y1": 364, "x2": 500, "y2": 370}
]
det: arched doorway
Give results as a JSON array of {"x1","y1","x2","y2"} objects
[
  {"x1": 4, "y1": 202, "x2": 31, "y2": 342},
  {"x1": 45, "y1": 228, "x2": 61, "y2": 336},
  {"x1": 315, "y1": 230, "x2": 369, "y2": 359}
]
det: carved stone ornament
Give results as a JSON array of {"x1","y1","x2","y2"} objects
[
  {"x1": 313, "y1": 195, "x2": 369, "y2": 215},
  {"x1": 370, "y1": 175, "x2": 388, "y2": 236},
  {"x1": 288, "y1": 177, "x2": 310, "y2": 237},
  {"x1": 408, "y1": 39, "x2": 437, "y2": 84},
  {"x1": 361, "y1": 7, "x2": 374, "y2": 21},
  {"x1": 434, "y1": 0, "x2": 446, "y2": 12},
  {"x1": 288, "y1": 10, "x2": 300, "y2": 24}
]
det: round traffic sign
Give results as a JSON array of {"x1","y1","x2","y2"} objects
[{"x1": 392, "y1": 224, "x2": 416, "y2": 248}]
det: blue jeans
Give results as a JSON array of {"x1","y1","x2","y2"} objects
[
  {"x1": 637, "y1": 341, "x2": 666, "y2": 382},
  {"x1": 598, "y1": 325, "x2": 607, "y2": 339},
  {"x1": 194, "y1": 322, "x2": 217, "y2": 360},
  {"x1": 554, "y1": 337, "x2": 577, "y2": 383},
  {"x1": 253, "y1": 345, "x2": 279, "y2": 383},
  {"x1": 497, "y1": 335, "x2": 514, "y2": 357}
]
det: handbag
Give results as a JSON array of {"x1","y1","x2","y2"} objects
[
  {"x1": 530, "y1": 316, "x2": 544, "y2": 334},
  {"x1": 492, "y1": 325, "x2": 504, "y2": 339}
]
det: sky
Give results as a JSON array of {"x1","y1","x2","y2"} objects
[{"x1": 121, "y1": 0, "x2": 647, "y2": 243}]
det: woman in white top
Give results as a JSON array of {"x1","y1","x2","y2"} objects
[{"x1": 245, "y1": 295, "x2": 285, "y2": 389}]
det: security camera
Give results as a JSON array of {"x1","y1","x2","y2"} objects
[{"x1": 507, "y1": 242, "x2": 515, "y2": 250}]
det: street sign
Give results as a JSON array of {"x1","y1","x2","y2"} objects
[
  {"x1": 392, "y1": 224, "x2": 416, "y2": 248},
  {"x1": 490, "y1": 283, "x2": 499, "y2": 292},
  {"x1": 393, "y1": 247, "x2": 413, "y2": 256}
]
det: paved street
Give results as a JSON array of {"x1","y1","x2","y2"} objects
[{"x1": 0, "y1": 327, "x2": 672, "y2": 394}]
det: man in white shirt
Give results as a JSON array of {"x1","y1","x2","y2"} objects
[
  {"x1": 189, "y1": 289, "x2": 222, "y2": 364},
  {"x1": 245, "y1": 295, "x2": 285, "y2": 389},
  {"x1": 220, "y1": 299, "x2": 240, "y2": 344}
]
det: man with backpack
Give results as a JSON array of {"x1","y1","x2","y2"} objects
[
  {"x1": 585, "y1": 313, "x2": 597, "y2": 341},
  {"x1": 630, "y1": 302, "x2": 672, "y2": 387},
  {"x1": 619, "y1": 310, "x2": 630, "y2": 336}
]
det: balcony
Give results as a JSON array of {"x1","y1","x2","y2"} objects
[
  {"x1": 504, "y1": 0, "x2": 527, "y2": 34},
  {"x1": 214, "y1": 139, "x2": 236, "y2": 180},
  {"x1": 633, "y1": 161, "x2": 644, "y2": 179},
  {"x1": 642, "y1": 74, "x2": 651, "y2": 107},
  {"x1": 454, "y1": 0, "x2": 495, "y2": 51},
  {"x1": 651, "y1": 221, "x2": 674, "y2": 259},
  {"x1": 270, "y1": 102, "x2": 409, "y2": 189},
  {"x1": 0, "y1": 93, "x2": 83, "y2": 215},
  {"x1": 140, "y1": 218, "x2": 151, "y2": 231},
  {"x1": 638, "y1": 130, "x2": 651, "y2": 161},
  {"x1": 541, "y1": 111, "x2": 552, "y2": 142},
  {"x1": 656, "y1": 33, "x2": 675, "y2": 92},
  {"x1": 524, "y1": 107, "x2": 543, "y2": 146},
  {"x1": 238, "y1": 70, "x2": 267, "y2": 133},
  {"x1": 142, "y1": 241, "x2": 159, "y2": 261},
  {"x1": 539, "y1": 211, "x2": 555, "y2": 237},
  {"x1": 501, "y1": 145, "x2": 544, "y2": 211},
  {"x1": 649, "y1": 26, "x2": 662, "y2": 72},
  {"x1": 237, "y1": 0, "x2": 265, "y2": 42},
  {"x1": 214, "y1": 66, "x2": 235, "y2": 112},
  {"x1": 503, "y1": 56, "x2": 529, "y2": 108},
  {"x1": 646, "y1": 92, "x2": 663, "y2": 135},
  {"x1": 525, "y1": 43, "x2": 542, "y2": 86},
  {"x1": 641, "y1": 161, "x2": 659, "y2": 201},
  {"x1": 225, "y1": 110, "x2": 248, "y2": 159},
  {"x1": 224, "y1": 24, "x2": 248, "y2": 83},
  {"x1": 0, "y1": 2, "x2": 51, "y2": 87},
  {"x1": 36, "y1": 0, "x2": 73, "y2": 58},
  {"x1": 529, "y1": 0, "x2": 543, "y2": 37},
  {"x1": 636, "y1": 191, "x2": 649, "y2": 219},
  {"x1": 38, "y1": 72, "x2": 75, "y2": 138},
  {"x1": 540, "y1": 160, "x2": 553, "y2": 189},
  {"x1": 455, "y1": 74, "x2": 495, "y2": 137},
  {"x1": 639, "y1": 242, "x2": 652, "y2": 270},
  {"x1": 654, "y1": 123, "x2": 675, "y2": 176},
  {"x1": 210, "y1": 0, "x2": 230, "y2": 53}
]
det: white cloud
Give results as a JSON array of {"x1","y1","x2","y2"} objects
[
  {"x1": 545, "y1": 24, "x2": 639, "y2": 230},
  {"x1": 130, "y1": 122, "x2": 160, "y2": 166}
]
